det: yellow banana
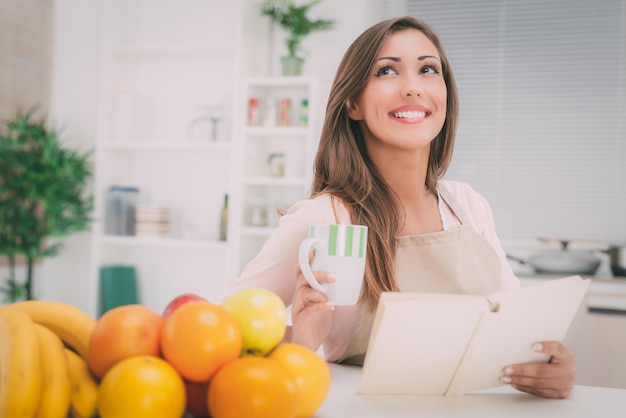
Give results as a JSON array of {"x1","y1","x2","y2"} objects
[
  {"x1": 66, "y1": 348, "x2": 99, "y2": 418},
  {"x1": 0, "y1": 307, "x2": 43, "y2": 417},
  {"x1": 8, "y1": 299, "x2": 96, "y2": 359},
  {"x1": 33, "y1": 323, "x2": 72, "y2": 418}
]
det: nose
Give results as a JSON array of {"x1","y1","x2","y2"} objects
[{"x1": 404, "y1": 87, "x2": 423, "y2": 97}]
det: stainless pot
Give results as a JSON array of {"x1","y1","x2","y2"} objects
[
  {"x1": 507, "y1": 238, "x2": 603, "y2": 276},
  {"x1": 527, "y1": 250, "x2": 601, "y2": 275},
  {"x1": 608, "y1": 244, "x2": 626, "y2": 277}
]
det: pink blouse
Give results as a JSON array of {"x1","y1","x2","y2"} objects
[{"x1": 222, "y1": 180, "x2": 519, "y2": 306}]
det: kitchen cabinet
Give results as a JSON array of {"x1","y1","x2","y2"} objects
[
  {"x1": 228, "y1": 77, "x2": 320, "y2": 280},
  {"x1": 90, "y1": 0, "x2": 243, "y2": 315}
]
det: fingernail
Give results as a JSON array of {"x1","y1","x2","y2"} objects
[
  {"x1": 326, "y1": 302, "x2": 336, "y2": 311},
  {"x1": 500, "y1": 376, "x2": 512, "y2": 383},
  {"x1": 533, "y1": 343, "x2": 544, "y2": 352},
  {"x1": 504, "y1": 367, "x2": 513, "y2": 375},
  {"x1": 327, "y1": 273, "x2": 337, "y2": 282}
]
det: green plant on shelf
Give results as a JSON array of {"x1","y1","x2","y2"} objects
[{"x1": 261, "y1": 0, "x2": 334, "y2": 59}]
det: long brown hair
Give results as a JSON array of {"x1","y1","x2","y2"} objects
[{"x1": 311, "y1": 16, "x2": 459, "y2": 310}]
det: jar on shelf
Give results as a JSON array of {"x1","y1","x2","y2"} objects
[
  {"x1": 248, "y1": 199, "x2": 268, "y2": 227},
  {"x1": 247, "y1": 97, "x2": 260, "y2": 126},
  {"x1": 279, "y1": 98, "x2": 291, "y2": 126},
  {"x1": 263, "y1": 98, "x2": 278, "y2": 127},
  {"x1": 299, "y1": 98, "x2": 309, "y2": 126},
  {"x1": 267, "y1": 152, "x2": 285, "y2": 177}
]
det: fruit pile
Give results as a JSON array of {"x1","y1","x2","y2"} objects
[{"x1": 0, "y1": 288, "x2": 331, "y2": 418}]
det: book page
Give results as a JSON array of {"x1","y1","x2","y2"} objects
[
  {"x1": 358, "y1": 292, "x2": 488, "y2": 395},
  {"x1": 446, "y1": 275, "x2": 589, "y2": 396}
]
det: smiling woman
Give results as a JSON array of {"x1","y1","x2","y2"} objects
[{"x1": 385, "y1": 0, "x2": 626, "y2": 243}]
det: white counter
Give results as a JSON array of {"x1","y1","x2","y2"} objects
[
  {"x1": 315, "y1": 364, "x2": 626, "y2": 417},
  {"x1": 519, "y1": 274, "x2": 626, "y2": 313}
]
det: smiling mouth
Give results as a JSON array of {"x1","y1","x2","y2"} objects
[{"x1": 392, "y1": 111, "x2": 428, "y2": 119}]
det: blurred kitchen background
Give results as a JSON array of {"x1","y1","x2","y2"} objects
[{"x1": 1, "y1": 0, "x2": 625, "y2": 387}]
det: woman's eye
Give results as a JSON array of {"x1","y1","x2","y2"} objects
[
  {"x1": 420, "y1": 65, "x2": 440, "y2": 75},
  {"x1": 374, "y1": 66, "x2": 398, "y2": 77}
]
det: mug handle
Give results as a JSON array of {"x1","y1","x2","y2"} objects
[{"x1": 298, "y1": 237, "x2": 327, "y2": 293}]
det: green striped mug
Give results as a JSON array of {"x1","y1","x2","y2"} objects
[{"x1": 298, "y1": 224, "x2": 368, "y2": 305}]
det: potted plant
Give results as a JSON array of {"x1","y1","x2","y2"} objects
[
  {"x1": 261, "y1": 0, "x2": 334, "y2": 76},
  {"x1": 0, "y1": 108, "x2": 93, "y2": 303}
]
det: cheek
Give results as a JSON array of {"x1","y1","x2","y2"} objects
[{"x1": 433, "y1": 82, "x2": 448, "y2": 109}]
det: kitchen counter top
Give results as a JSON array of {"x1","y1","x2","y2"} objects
[
  {"x1": 519, "y1": 274, "x2": 626, "y2": 313},
  {"x1": 315, "y1": 364, "x2": 626, "y2": 417}
]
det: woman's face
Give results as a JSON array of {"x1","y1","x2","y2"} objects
[{"x1": 349, "y1": 29, "x2": 447, "y2": 155}]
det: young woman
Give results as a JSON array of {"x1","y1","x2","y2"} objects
[{"x1": 223, "y1": 16, "x2": 575, "y2": 398}]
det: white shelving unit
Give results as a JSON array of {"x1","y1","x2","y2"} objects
[
  {"x1": 228, "y1": 77, "x2": 320, "y2": 280},
  {"x1": 89, "y1": 0, "x2": 242, "y2": 316}
]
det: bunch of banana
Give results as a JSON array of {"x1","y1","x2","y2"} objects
[{"x1": 0, "y1": 300, "x2": 99, "y2": 418}]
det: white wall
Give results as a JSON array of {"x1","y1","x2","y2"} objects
[
  {"x1": 37, "y1": 0, "x2": 100, "y2": 313},
  {"x1": 43, "y1": 0, "x2": 382, "y2": 310}
]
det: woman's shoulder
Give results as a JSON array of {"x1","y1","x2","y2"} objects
[
  {"x1": 438, "y1": 179, "x2": 490, "y2": 208},
  {"x1": 282, "y1": 193, "x2": 351, "y2": 224},
  {"x1": 438, "y1": 179, "x2": 495, "y2": 231}
]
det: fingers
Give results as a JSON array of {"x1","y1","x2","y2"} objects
[
  {"x1": 501, "y1": 341, "x2": 575, "y2": 399},
  {"x1": 293, "y1": 269, "x2": 336, "y2": 314}
]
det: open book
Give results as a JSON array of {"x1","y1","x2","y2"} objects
[{"x1": 357, "y1": 275, "x2": 589, "y2": 396}]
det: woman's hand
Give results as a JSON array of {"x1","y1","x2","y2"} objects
[
  {"x1": 501, "y1": 341, "x2": 575, "y2": 399},
  {"x1": 289, "y1": 257, "x2": 336, "y2": 352}
]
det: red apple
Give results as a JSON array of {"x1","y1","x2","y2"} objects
[
  {"x1": 184, "y1": 379, "x2": 210, "y2": 417},
  {"x1": 162, "y1": 293, "x2": 205, "y2": 319}
]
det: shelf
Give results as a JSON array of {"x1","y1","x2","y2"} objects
[
  {"x1": 243, "y1": 177, "x2": 307, "y2": 187},
  {"x1": 100, "y1": 141, "x2": 232, "y2": 151},
  {"x1": 244, "y1": 126, "x2": 309, "y2": 136},
  {"x1": 107, "y1": 43, "x2": 236, "y2": 57},
  {"x1": 98, "y1": 235, "x2": 228, "y2": 251},
  {"x1": 239, "y1": 226, "x2": 275, "y2": 237},
  {"x1": 245, "y1": 76, "x2": 317, "y2": 87}
]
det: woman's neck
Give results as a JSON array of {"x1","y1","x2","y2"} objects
[{"x1": 376, "y1": 153, "x2": 442, "y2": 235}]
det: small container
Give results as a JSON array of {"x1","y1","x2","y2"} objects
[
  {"x1": 248, "y1": 199, "x2": 268, "y2": 227},
  {"x1": 263, "y1": 98, "x2": 278, "y2": 127},
  {"x1": 279, "y1": 98, "x2": 292, "y2": 126},
  {"x1": 247, "y1": 97, "x2": 260, "y2": 125},
  {"x1": 299, "y1": 98, "x2": 309, "y2": 126},
  {"x1": 105, "y1": 185, "x2": 139, "y2": 236},
  {"x1": 268, "y1": 152, "x2": 285, "y2": 177}
]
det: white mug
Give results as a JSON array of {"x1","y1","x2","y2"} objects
[{"x1": 298, "y1": 224, "x2": 368, "y2": 305}]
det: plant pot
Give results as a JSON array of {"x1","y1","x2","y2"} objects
[{"x1": 280, "y1": 56, "x2": 304, "y2": 76}]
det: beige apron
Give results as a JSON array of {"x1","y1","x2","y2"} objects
[{"x1": 340, "y1": 185, "x2": 502, "y2": 365}]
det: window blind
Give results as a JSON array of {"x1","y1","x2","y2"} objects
[{"x1": 382, "y1": 0, "x2": 626, "y2": 242}]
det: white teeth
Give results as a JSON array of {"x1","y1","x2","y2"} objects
[{"x1": 393, "y1": 111, "x2": 426, "y2": 119}]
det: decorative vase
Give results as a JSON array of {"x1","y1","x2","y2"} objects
[{"x1": 280, "y1": 56, "x2": 304, "y2": 76}]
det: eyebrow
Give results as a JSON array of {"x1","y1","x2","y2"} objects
[{"x1": 376, "y1": 55, "x2": 441, "y2": 62}]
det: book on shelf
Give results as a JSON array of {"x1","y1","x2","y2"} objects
[{"x1": 357, "y1": 275, "x2": 589, "y2": 396}]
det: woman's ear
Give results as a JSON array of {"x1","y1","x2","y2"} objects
[{"x1": 347, "y1": 100, "x2": 363, "y2": 121}]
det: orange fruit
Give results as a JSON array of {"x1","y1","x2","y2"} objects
[
  {"x1": 88, "y1": 304, "x2": 163, "y2": 378},
  {"x1": 160, "y1": 300, "x2": 242, "y2": 382},
  {"x1": 97, "y1": 355, "x2": 185, "y2": 418},
  {"x1": 208, "y1": 356, "x2": 299, "y2": 418},
  {"x1": 269, "y1": 343, "x2": 331, "y2": 417}
]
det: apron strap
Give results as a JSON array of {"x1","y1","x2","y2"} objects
[{"x1": 437, "y1": 182, "x2": 472, "y2": 227}]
